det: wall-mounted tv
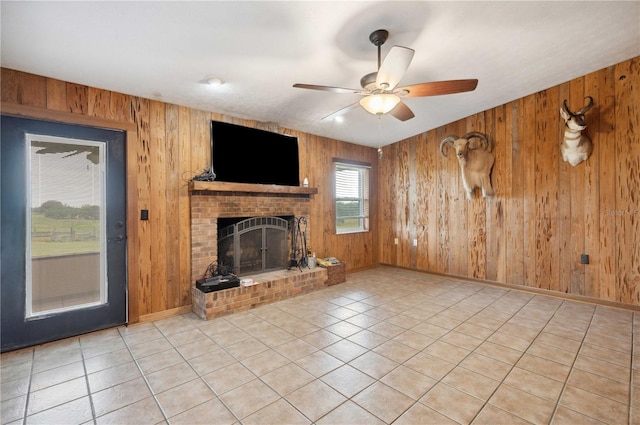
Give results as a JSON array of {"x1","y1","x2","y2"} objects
[{"x1": 210, "y1": 120, "x2": 299, "y2": 186}]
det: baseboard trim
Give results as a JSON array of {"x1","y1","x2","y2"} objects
[
  {"x1": 137, "y1": 305, "x2": 193, "y2": 323},
  {"x1": 377, "y1": 263, "x2": 640, "y2": 312}
]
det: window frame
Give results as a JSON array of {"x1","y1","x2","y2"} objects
[{"x1": 334, "y1": 160, "x2": 370, "y2": 235}]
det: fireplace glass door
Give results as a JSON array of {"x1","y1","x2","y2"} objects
[{"x1": 218, "y1": 217, "x2": 288, "y2": 276}]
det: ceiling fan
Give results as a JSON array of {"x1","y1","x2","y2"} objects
[{"x1": 293, "y1": 29, "x2": 478, "y2": 121}]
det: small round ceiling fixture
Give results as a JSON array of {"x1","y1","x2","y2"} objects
[{"x1": 206, "y1": 77, "x2": 223, "y2": 87}]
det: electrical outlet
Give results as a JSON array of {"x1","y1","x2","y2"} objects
[
  {"x1": 413, "y1": 239, "x2": 418, "y2": 247},
  {"x1": 394, "y1": 238, "x2": 398, "y2": 245},
  {"x1": 580, "y1": 254, "x2": 589, "y2": 264}
]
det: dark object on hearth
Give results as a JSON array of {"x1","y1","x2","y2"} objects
[
  {"x1": 195, "y1": 261, "x2": 239, "y2": 293},
  {"x1": 196, "y1": 274, "x2": 240, "y2": 293},
  {"x1": 192, "y1": 167, "x2": 216, "y2": 182}
]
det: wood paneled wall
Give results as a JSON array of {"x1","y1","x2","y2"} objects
[
  {"x1": 379, "y1": 56, "x2": 640, "y2": 307},
  {"x1": 1, "y1": 68, "x2": 379, "y2": 322}
]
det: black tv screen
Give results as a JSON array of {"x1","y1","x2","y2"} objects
[{"x1": 211, "y1": 120, "x2": 299, "y2": 186}]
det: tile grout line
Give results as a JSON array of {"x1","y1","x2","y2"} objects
[
  {"x1": 20, "y1": 348, "x2": 35, "y2": 425},
  {"x1": 78, "y1": 337, "x2": 98, "y2": 424},
  {"x1": 118, "y1": 326, "x2": 171, "y2": 424},
  {"x1": 546, "y1": 302, "x2": 597, "y2": 424},
  {"x1": 628, "y1": 312, "x2": 636, "y2": 425}
]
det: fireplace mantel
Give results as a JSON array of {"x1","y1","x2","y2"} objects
[{"x1": 189, "y1": 181, "x2": 317, "y2": 196}]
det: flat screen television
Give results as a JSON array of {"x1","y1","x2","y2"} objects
[{"x1": 210, "y1": 120, "x2": 299, "y2": 186}]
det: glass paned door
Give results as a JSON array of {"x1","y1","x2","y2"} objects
[
  {"x1": 1, "y1": 115, "x2": 127, "y2": 352},
  {"x1": 28, "y1": 135, "x2": 106, "y2": 316}
]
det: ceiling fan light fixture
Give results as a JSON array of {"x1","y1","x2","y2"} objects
[{"x1": 359, "y1": 93, "x2": 400, "y2": 115}]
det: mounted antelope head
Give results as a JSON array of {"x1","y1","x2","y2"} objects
[
  {"x1": 560, "y1": 96, "x2": 594, "y2": 166},
  {"x1": 439, "y1": 132, "x2": 495, "y2": 199}
]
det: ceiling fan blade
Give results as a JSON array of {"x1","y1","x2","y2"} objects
[
  {"x1": 321, "y1": 102, "x2": 360, "y2": 121},
  {"x1": 293, "y1": 83, "x2": 366, "y2": 95},
  {"x1": 389, "y1": 101, "x2": 415, "y2": 121},
  {"x1": 397, "y1": 79, "x2": 478, "y2": 98},
  {"x1": 375, "y1": 46, "x2": 415, "y2": 91}
]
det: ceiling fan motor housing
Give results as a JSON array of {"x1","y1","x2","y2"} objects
[{"x1": 360, "y1": 72, "x2": 378, "y2": 90}]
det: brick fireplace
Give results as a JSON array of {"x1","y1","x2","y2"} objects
[{"x1": 189, "y1": 181, "x2": 327, "y2": 319}]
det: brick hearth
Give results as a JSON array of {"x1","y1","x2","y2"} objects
[{"x1": 191, "y1": 267, "x2": 327, "y2": 320}]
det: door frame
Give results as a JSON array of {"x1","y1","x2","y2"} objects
[{"x1": 2, "y1": 103, "x2": 141, "y2": 324}]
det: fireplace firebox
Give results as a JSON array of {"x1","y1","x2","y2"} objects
[{"x1": 217, "y1": 216, "x2": 289, "y2": 276}]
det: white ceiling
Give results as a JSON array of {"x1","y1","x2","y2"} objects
[{"x1": 1, "y1": 1, "x2": 639, "y2": 148}]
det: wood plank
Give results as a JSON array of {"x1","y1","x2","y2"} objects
[
  {"x1": 452, "y1": 120, "x2": 468, "y2": 277},
  {"x1": 491, "y1": 104, "x2": 507, "y2": 283},
  {"x1": 426, "y1": 129, "x2": 439, "y2": 271},
  {"x1": 131, "y1": 97, "x2": 152, "y2": 316},
  {"x1": 88, "y1": 87, "x2": 111, "y2": 118},
  {"x1": 436, "y1": 125, "x2": 451, "y2": 273},
  {"x1": 110, "y1": 91, "x2": 130, "y2": 123},
  {"x1": 45, "y1": 78, "x2": 67, "y2": 112},
  {"x1": 178, "y1": 107, "x2": 192, "y2": 305},
  {"x1": 505, "y1": 99, "x2": 525, "y2": 286},
  {"x1": 568, "y1": 79, "x2": 586, "y2": 295},
  {"x1": 416, "y1": 131, "x2": 437, "y2": 271},
  {"x1": 378, "y1": 141, "x2": 393, "y2": 265},
  {"x1": 319, "y1": 137, "x2": 335, "y2": 261},
  {"x1": 408, "y1": 137, "x2": 418, "y2": 269},
  {"x1": 66, "y1": 83, "x2": 88, "y2": 114},
  {"x1": 614, "y1": 58, "x2": 640, "y2": 304},
  {"x1": 557, "y1": 82, "x2": 572, "y2": 295},
  {"x1": 398, "y1": 140, "x2": 411, "y2": 268},
  {"x1": 537, "y1": 87, "x2": 561, "y2": 291},
  {"x1": 597, "y1": 65, "x2": 617, "y2": 301},
  {"x1": 583, "y1": 71, "x2": 601, "y2": 299},
  {"x1": 522, "y1": 94, "x2": 537, "y2": 287},
  {"x1": 467, "y1": 113, "x2": 486, "y2": 279},
  {"x1": 164, "y1": 107, "x2": 183, "y2": 303},
  {"x1": 9, "y1": 71, "x2": 47, "y2": 107},
  {"x1": 124, "y1": 97, "x2": 141, "y2": 323},
  {"x1": 1, "y1": 68, "x2": 20, "y2": 103},
  {"x1": 149, "y1": 100, "x2": 168, "y2": 313},
  {"x1": 484, "y1": 108, "x2": 497, "y2": 281}
]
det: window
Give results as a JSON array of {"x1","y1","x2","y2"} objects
[{"x1": 335, "y1": 161, "x2": 370, "y2": 234}]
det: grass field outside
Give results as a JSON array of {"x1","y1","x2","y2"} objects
[{"x1": 31, "y1": 212, "x2": 99, "y2": 257}]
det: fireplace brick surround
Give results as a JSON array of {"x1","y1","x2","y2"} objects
[{"x1": 189, "y1": 181, "x2": 324, "y2": 319}]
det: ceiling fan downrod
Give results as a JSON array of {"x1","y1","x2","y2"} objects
[
  {"x1": 369, "y1": 29, "x2": 389, "y2": 70},
  {"x1": 360, "y1": 29, "x2": 389, "y2": 90}
]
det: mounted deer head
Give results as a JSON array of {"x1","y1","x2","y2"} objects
[{"x1": 560, "y1": 96, "x2": 594, "y2": 166}]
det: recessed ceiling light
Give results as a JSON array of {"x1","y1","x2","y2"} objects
[
  {"x1": 206, "y1": 77, "x2": 223, "y2": 87},
  {"x1": 334, "y1": 116, "x2": 344, "y2": 123}
]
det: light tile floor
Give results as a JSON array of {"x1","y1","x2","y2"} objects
[{"x1": 2, "y1": 266, "x2": 639, "y2": 424}]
